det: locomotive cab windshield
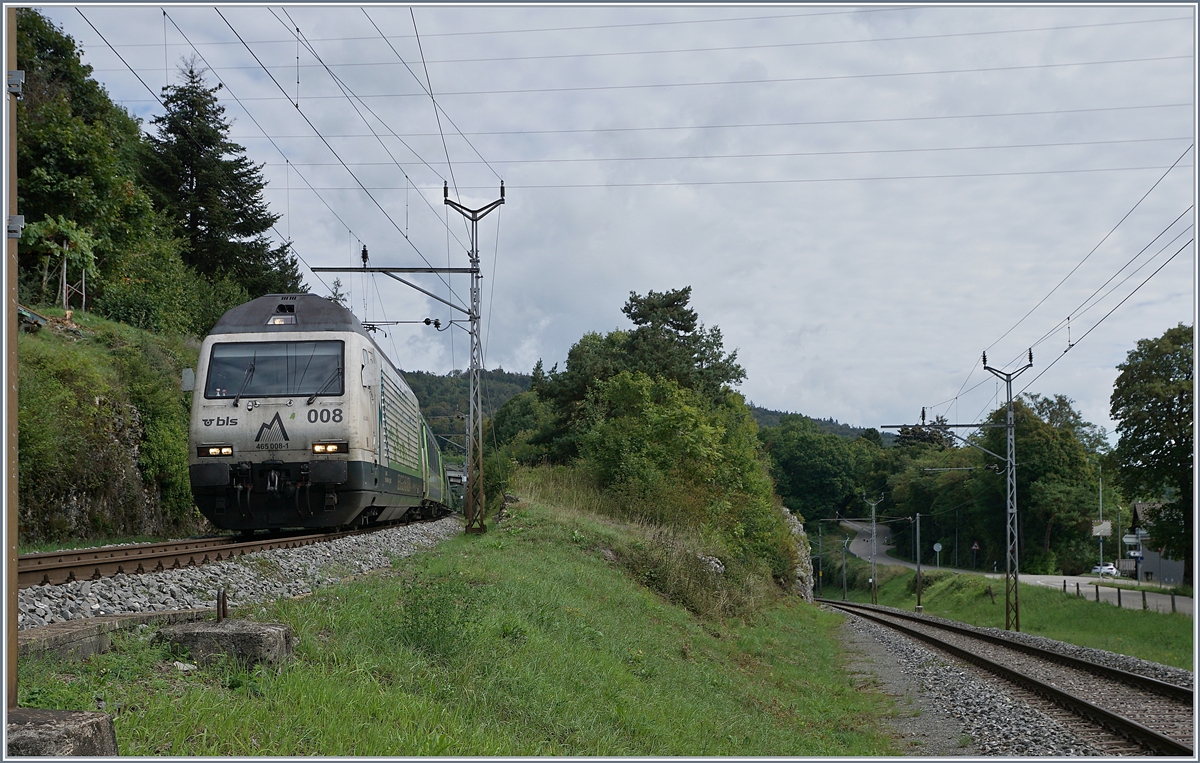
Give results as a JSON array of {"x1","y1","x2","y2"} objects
[{"x1": 205, "y1": 341, "x2": 344, "y2": 400}]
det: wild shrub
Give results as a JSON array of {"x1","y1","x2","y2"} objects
[
  {"x1": 615, "y1": 527, "x2": 778, "y2": 621},
  {"x1": 578, "y1": 372, "x2": 797, "y2": 581},
  {"x1": 17, "y1": 312, "x2": 201, "y2": 543},
  {"x1": 392, "y1": 574, "x2": 479, "y2": 661}
]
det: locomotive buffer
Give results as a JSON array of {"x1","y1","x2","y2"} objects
[{"x1": 312, "y1": 182, "x2": 504, "y2": 534}]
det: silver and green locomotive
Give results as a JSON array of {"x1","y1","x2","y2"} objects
[{"x1": 188, "y1": 294, "x2": 448, "y2": 531}]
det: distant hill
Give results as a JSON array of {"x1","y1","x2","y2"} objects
[
  {"x1": 748, "y1": 404, "x2": 896, "y2": 445},
  {"x1": 404, "y1": 369, "x2": 532, "y2": 455}
]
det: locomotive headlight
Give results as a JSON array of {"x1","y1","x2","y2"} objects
[
  {"x1": 312, "y1": 442, "x2": 347, "y2": 454},
  {"x1": 198, "y1": 446, "x2": 234, "y2": 457}
]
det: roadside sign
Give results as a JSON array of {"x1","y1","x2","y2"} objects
[
  {"x1": 1092, "y1": 520, "x2": 1111, "y2": 537},
  {"x1": 933, "y1": 543, "x2": 942, "y2": 552},
  {"x1": 970, "y1": 542, "x2": 980, "y2": 551},
  {"x1": 1122, "y1": 534, "x2": 1139, "y2": 545}
]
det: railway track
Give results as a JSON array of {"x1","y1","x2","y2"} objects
[
  {"x1": 818, "y1": 599, "x2": 1193, "y2": 756},
  {"x1": 19, "y1": 515, "x2": 447, "y2": 589}
]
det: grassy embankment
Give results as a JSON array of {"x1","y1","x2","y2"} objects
[
  {"x1": 19, "y1": 466, "x2": 904, "y2": 756},
  {"x1": 831, "y1": 553, "x2": 1192, "y2": 670}
]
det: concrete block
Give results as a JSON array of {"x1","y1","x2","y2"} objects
[
  {"x1": 18, "y1": 608, "x2": 211, "y2": 661},
  {"x1": 7, "y1": 708, "x2": 118, "y2": 756},
  {"x1": 155, "y1": 619, "x2": 293, "y2": 668}
]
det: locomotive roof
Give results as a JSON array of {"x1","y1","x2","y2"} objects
[{"x1": 209, "y1": 294, "x2": 373, "y2": 339}]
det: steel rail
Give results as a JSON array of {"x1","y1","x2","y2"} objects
[
  {"x1": 819, "y1": 599, "x2": 1193, "y2": 756},
  {"x1": 18, "y1": 516, "x2": 448, "y2": 589},
  {"x1": 820, "y1": 598, "x2": 1193, "y2": 703}
]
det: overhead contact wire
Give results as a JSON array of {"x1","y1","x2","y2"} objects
[
  {"x1": 1018, "y1": 239, "x2": 1192, "y2": 394},
  {"x1": 216, "y1": 7, "x2": 456, "y2": 302},
  {"x1": 162, "y1": 10, "x2": 361, "y2": 290}
]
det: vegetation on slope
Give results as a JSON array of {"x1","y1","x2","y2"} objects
[
  {"x1": 17, "y1": 309, "x2": 202, "y2": 546},
  {"x1": 490, "y1": 287, "x2": 801, "y2": 589}
]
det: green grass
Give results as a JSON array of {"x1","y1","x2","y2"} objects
[
  {"x1": 835, "y1": 564, "x2": 1193, "y2": 670},
  {"x1": 19, "y1": 535, "x2": 179, "y2": 556},
  {"x1": 18, "y1": 499, "x2": 901, "y2": 755}
]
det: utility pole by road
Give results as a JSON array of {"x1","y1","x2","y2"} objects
[
  {"x1": 983, "y1": 349, "x2": 1033, "y2": 632},
  {"x1": 841, "y1": 538, "x2": 848, "y2": 601},
  {"x1": 863, "y1": 494, "x2": 884, "y2": 605}
]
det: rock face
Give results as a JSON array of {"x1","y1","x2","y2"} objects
[
  {"x1": 156, "y1": 619, "x2": 293, "y2": 668},
  {"x1": 7, "y1": 708, "x2": 119, "y2": 756},
  {"x1": 781, "y1": 509, "x2": 815, "y2": 603}
]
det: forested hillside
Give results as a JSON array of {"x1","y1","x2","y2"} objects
[
  {"x1": 403, "y1": 369, "x2": 531, "y2": 457},
  {"x1": 748, "y1": 405, "x2": 896, "y2": 445}
]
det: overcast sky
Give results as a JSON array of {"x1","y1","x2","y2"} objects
[{"x1": 37, "y1": 3, "x2": 1197, "y2": 440}]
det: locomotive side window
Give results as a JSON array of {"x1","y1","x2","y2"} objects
[{"x1": 204, "y1": 341, "x2": 344, "y2": 399}]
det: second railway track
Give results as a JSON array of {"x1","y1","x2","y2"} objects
[{"x1": 819, "y1": 598, "x2": 1193, "y2": 756}]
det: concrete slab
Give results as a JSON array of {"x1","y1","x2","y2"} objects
[
  {"x1": 6, "y1": 708, "x2": 118, "y2": 756},
  {"x1": 18, "y1": 608, "x2": 211, "y2": 661},
  {"x1": 155, "y1": 619, "x2": 293, "y2": 668}
]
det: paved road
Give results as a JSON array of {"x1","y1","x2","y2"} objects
[{"x1": 837, "y1": 521, "x2": 1192, "y2": 618}]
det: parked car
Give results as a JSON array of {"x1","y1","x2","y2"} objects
[{"x1": 1091, "y1": 563, "x2": 1118, "y2": 577}]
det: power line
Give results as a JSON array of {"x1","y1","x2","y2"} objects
[
  {"x1": 226, "y1": 103, "x2": 1191, "y2": 141},
  {"x1": 361, "y1": 8, "x2": 501, "y2": 182},
  {"x1": 268, "y1": 9, "x2": 471, "y2": 309},
  {"x1": 265, "y1": 8, "x2": 472, "y2": 265},
  {"x1": 88, "y1": 7, "x2": 929, "y2": 48},
  {"x1": 1023, "y1": 207, "x2": 1194, "y2": 354},
  {"x1": 982, "y1": 144, "x2": 1192, "y2": 356},
  {"x1": 927, "y1": 143, "x2": 1194, "y2": 415},
  {"x1": 409, "y1": 8, "x2": 462, "y2": 218},
  {"x1": 929, "y1": 205, "x2": 1195, "y2": 416},
  {"x1": 161, "y1": 11, "x2": 366, "y2": 269},
  {"x1": 270, "y1": 8, "x2": 475, "y2": 269},
  {"x1": 95, "y1": 14, "x2": 1192, "y2": 72},
  {"x1": 111, "y1": 53, "x2": 1193, "y2": 103},
  {"x1": 264, "y1": 163, "x2": 1184, "y2": 190},
  {"x1": 215, "y1": 8, "x2": 464, "y2": 308},
  {"x1": 1018, "y1": 238, "x2": 1192, "y2": 394},
  {"x1": 261, "y1": 136, "x2": 1192, "y2": 168}
]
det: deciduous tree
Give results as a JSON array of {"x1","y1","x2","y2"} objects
[{"x1": 1110, "y1": 323, "x2": 1193, "y2": 583}]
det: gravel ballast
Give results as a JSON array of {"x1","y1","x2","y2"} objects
[
  {"x1": 841, "y1": 613, "x2": 1105, "y2": 756},
  {"x1": 17, "y1": 519, "x2": 461, "y2": 630}
]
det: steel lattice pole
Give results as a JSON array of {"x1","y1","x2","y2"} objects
[
  {"x1": 984, "y1": 350, "x2": 1032, "y2": 631},
  {"x1": 1004, "y1": 374, "x2": 1019, "y2": 631},
  {"x1": 444, "y1": 184, "x2": 504, "y2": 534},
  {"x1": 467, "y1": 214, "x2": 485, "y2": 533}
]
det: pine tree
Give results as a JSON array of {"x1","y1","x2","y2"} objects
[{"x1": 143, "y1": 63, "x2": 303, "y2": 296}]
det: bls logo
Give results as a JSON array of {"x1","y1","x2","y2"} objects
[{"x1": 202, "y1": 417, "x2": 238, "y2": 427}]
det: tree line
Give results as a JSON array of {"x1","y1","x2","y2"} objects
[
  {"x1": 16, "y1": 9, "x2": 302, "y2": 335},
  {"x1": 759, "y1": 324, "x2": 1192, "y2": 584}
]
